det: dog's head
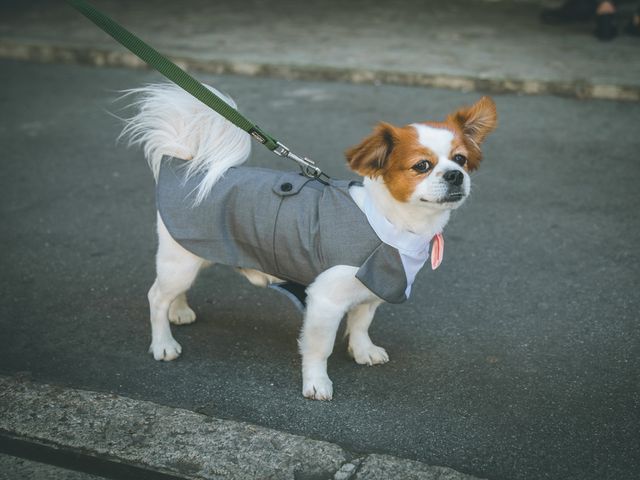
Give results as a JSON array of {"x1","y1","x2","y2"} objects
[{"x1": 345, "y1": 96, "x2": 497, "y2": 212}]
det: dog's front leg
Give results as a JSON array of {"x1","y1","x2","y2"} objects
[
  {"x1": 298, "y1": 266, "x2": 377, "y2": 400},
  {"x1": 299, "y1": 297, "x2": 345, "y2": 401},
  {"x1": 346, "y1": 300, "x2": 389, "y2": 366}
]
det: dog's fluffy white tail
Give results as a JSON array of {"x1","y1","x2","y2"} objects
[{"x1": 119, "y1": 83, "x2": 251, "y2": 204}]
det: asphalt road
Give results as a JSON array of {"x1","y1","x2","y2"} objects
[{"x1": 1, "y1": 60, "x2": 639, "y2": 480}]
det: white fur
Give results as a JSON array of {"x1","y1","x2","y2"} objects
[
  {"x1": 119, "y1": 83, "x2": 251, "y2": 205},
  {"x1": 168, "y1": 292, "x2": 197, "y2": 325},
  {"x1": 412, "y1": 123, "x2": 453, "y2": 158},
  {"x1": 346, "y1": 300, "x2": 388, "y2": 365},
  {"x1": 122, "y1": 83, "x2": 469, "y2": 400},
  {"x1": 299, "y1": 265, "x2": 380, "y2": 399},
  {"x1": 354, "y1": 178, "x2": 451, "y2": 237},
  {"x1": 148, "y1": 213, "x2": 204, "y2": 361}
]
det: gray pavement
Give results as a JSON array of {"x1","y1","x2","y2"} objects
[
  {"x1": 0, "y1": 454, "x2": 103, "y2": 480},
  {"x1": 1, "y1": 59, "x2": 639, "y2": 480},
  {"x1": 1, "y1": 0, "x2": 640, "y2": 100}
]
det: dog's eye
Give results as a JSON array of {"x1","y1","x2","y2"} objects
[
  {"x1": 412, "y1": 160, "x2": 431, "y2": 173},
  {"x1": 453, "y1": 154, "x2": 467, "y2": 166}
]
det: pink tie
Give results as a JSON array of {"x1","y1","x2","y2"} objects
[{"x1": 431, "y1": 233, "x2": 444, "y2": 270}]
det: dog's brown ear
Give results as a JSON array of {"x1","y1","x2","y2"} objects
[
  {"x1": 345, "y1": 122, "x2": 397, "y2": 177},
  {"x1": 449, "y1": 96, "x2": 497, "y2": 147},
  {"x1": 447, "y1": 96, "x2": 497, "y2": 171}
]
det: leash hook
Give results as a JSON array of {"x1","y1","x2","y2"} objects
[{"x1": 274, "y1": 142, "x2": 323, "y2": 179}]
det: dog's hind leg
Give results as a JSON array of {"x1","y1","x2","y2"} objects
[
  {"x1": 148, "y1": 214, "x2": 205, "y2": 361},
  {"x1": 237, "y1": 268, "x2": 283, "y2": 287},
  {"x1": 346, "y1": 300, "x2": 388, "y2": 366}
]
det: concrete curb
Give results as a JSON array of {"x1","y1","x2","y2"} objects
[
  {"x1": 1, "y1": 39, "x2": 638, "y2": 102},
  {"x1": 0, "y1": 375, "x2": 483, "y2": 480}
]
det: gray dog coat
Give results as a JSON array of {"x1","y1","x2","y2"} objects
[{"x1": 157, "y1": 156, "x2": 432, "y2": 307}]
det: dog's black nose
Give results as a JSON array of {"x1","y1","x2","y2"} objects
[{"x1": 443, "y1": 170, "x2": 464, "y2": 186}]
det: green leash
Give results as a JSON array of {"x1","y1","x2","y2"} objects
[{"x1": 66, "y1": 0, "x2": 325, "y2": 179}]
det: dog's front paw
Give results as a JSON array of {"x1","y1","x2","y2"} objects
[
  {"x1": 149, "y1": 338, "x2": 182, "y2": 361},
  {"x1": 348, "y1": 342, "x2": 389, "y2": 366},
  {"x1": 168, "y1": 303, "x2": 196, "y2": 325},
  {"x1": 302, "y1": 376, "x2": 333, "y2": 401}
]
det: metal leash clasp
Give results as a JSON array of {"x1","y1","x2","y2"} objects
[{"x1": 274, "y1": 141, "x2": 323, "y2": 179}]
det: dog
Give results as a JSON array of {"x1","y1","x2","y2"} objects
[{"x1": 121, "y1": 83, "x2": 497, "y2": 400}]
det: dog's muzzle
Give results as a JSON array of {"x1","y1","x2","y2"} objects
[{"x1": 440, "y1": 170, "x2": 466, "y2": 203}]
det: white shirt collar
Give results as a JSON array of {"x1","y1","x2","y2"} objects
[{"x1": 351, "y1": 186, "x2": 430, "y2": 257}]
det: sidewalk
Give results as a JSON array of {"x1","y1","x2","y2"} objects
[
  {"x1": 0, "y1": 0, "x2": 639, "y2": 100},
  {"x1": 0, "y1": 376, "x2": 480, "y2": 480}
]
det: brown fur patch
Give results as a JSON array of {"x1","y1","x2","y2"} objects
[
  {"x1": 446, "y1": 96, "x2": 498, "y2": 171},
  {"x1": 380, "y1": 126, "x2": 436, "y2": 202},
  {"x1": 345, "y1": 122, "x2": 397, "y2": 177}
]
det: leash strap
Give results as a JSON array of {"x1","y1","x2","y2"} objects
[{"x1": 66, "y1": 0, "x2": 326, "y2": 180}]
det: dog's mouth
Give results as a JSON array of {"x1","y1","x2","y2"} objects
[
  {"x1": 439, "y1": 191, "x2": 465, "y2": 203},
  {"x1": 420, "y1": 191, "x2": 466, "y2": 204}
]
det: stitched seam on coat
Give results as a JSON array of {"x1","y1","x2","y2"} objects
[{"x1": 271, "y1": 196, "x2": 284, "y2": 276}]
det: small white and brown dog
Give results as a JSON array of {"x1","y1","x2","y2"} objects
[{"x1": 122, "y1": 83, "x2": 497, "y2": 400}]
